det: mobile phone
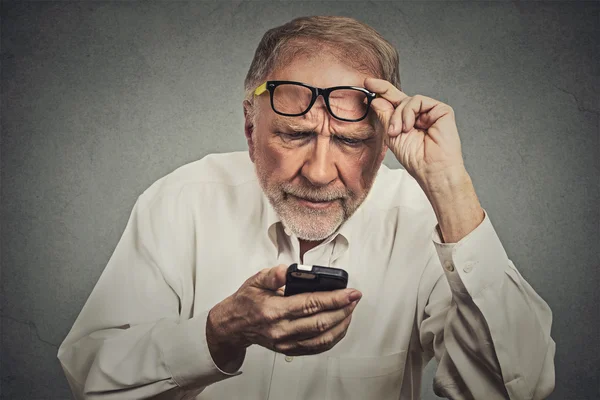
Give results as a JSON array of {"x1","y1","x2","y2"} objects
[{"x1": 284, "y1": 263, "x2": 349, "y2": 296}]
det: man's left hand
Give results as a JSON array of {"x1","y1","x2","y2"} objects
[
  {"x1": 365, "y1": 77, "x2": 466, "y2": 183},
  {"x1": 365, "y1": 77, "x2": 484, "y2": 243}
]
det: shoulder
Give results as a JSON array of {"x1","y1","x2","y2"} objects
[
  {"x1": 356, "y1": 163, "x2": 439, "y2": 239},
  {"x1": 137, "y1": 151, "x2": 259, "y2": 210}
]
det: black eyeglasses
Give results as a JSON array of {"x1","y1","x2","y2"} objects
[{"x1": 254, "y1": 80, "x2": 376, "y2": 122}]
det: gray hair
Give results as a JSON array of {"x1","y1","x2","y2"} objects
[{"x1": 244, "y1": 16, "x2": 401, "y2": 110}]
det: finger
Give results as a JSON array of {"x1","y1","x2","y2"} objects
[
  {"x1": 369, "y1": 97, "x2": 396, "y2": 134},
  {"x1": 251, "y1": 264, "x2": 288, "y2": 291},
  {"x1": 387, "y1": 96, "x2": 412, "y2": 137},
  {"x1": 275, "y1": 312, "x2": 354, "y2": 356},
  {"x1": 273, "y1": 300, "x2": 358, "y2": 342},
  {"x1": 413, "y1": 103, "x2": 455, "y2": 132},
  {"x1": 364, "y1": 78, "x2": 413, "y2": 137},
  {"x1": 281, "y1": 288, "x2": 362, "y2": 319},
  {"x1": 363, "y1": 77, "x2": 407, "y2": 107},
  {"x1": 401, "y1": 95, "x2": 443, "y2": 133}
]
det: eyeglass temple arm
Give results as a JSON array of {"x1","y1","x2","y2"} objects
[{"x1": 254, "y1": 82, "x2": 268, "y2": 96}]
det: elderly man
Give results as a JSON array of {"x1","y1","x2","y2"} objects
[{"x1": 58, "y1": 16, "x2": 555, "y2": 400}]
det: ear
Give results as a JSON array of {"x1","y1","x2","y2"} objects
[
  {"x1": 379, "y1": 142, "x2": 388, "y2": 164},
  {"x1": 373, "y1": 141, "x2": 388, "y2": 171},
  {"x1": 243, "y1": 100, "x2": 256, "y2": 163}
]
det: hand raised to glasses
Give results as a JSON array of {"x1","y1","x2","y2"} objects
[
  {"x1": 206, "y1": 265, "x2": 361, "y2": 370},
  {"x1": 365, "y1": 78, "x2": 466, "y2": 183},
  {"x1": 365, "y1": 78, "x2": 485, "y2": 244}
]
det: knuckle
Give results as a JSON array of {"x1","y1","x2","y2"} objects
[
  {"x1": 273, "y1": 342, "x2": 286, "y2": 353},
  {"x1": 318, "y1": 333, "x2": 334, "y2": 349},
  {"x1": 303, "y1": 296, "x2": 322, "y2": 316},
  {"x1": 315, "y1": 317, "x2": 329, "y2": 333},
  {"x1": 249, "y1": 268, "x2": 270, "y2": 286},
  {"x1": 331, "y1": 293, "x2": 345, "y2": 308},
  {"x1": 256, "y1": 268, "x2": 270, "y2": 280},
  {"x1": 267, "y1": 327, "x2": 283, "y2": 341},
  {"x1": 261, "y1": 307, "x2": 279, "y2": 323}
]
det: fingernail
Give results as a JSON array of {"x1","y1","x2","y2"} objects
[
  {"x1": 388, "y1": 124, "x2": 395, "y2": 135},
  {"x1": 346, "y1": 290, "x2": 362, "y2": 302}
]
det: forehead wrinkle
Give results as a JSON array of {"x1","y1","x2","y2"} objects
[{"x1": 270, "y1": 117, "x2": 376, "y2": 139}]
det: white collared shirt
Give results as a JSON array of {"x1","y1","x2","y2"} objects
[{"x1": 58, "y1": 151, "x2": 555, "y2": 400}]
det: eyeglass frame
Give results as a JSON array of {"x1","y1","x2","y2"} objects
[{"x1": 253, "y1": 80, "x2": 377, "y2": 122}]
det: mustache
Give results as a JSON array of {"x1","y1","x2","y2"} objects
[{"x1": 280, "y1": 182, "x2": 350, "y2": 202}]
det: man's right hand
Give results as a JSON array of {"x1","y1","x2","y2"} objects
[{"x1": 205, "y1": 264, "x2": 362, "y2": 371}]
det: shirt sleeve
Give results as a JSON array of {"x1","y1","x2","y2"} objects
[
  {"x1": 57, "y1": 187, "x2": 242, "y2": 399},
  {"x1": 418, "y1": 210, "x2": 555, "y2": 400}
]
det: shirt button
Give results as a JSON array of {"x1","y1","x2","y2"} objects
[
  {"x1": 285, "y1": 356, "x2": 294, "y2": 362},
  {"x1": 444, "y1": 261, "x2": 455, "y2": 272},
  {"x1": 463, "y1": 263, "x2": 474, "y2": 273}
]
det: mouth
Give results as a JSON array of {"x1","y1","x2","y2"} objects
[{"x1": 289, "y1": 194, "x2": 339, "y2": 209}]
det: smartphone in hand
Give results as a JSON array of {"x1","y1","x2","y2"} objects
[{"x1": 284, "y1": 263, "x2": 348, "y2": 296}]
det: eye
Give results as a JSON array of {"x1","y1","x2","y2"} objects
[
  {"x1": 279, "y1": 131, "x2": 313, "y2": 141},
  {"x1": 336, "y1": 136, "x2": 363, "y2": 146}
]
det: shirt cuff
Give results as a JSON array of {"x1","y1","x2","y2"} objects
[
  {"x1": 431, "y1": 209, "x2": 508, "y2": 297},
  {"x1": 153, "y1": 309, "x2": 243, "y2": 389}
]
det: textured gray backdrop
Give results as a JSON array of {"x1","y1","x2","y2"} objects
[{"x1": 1, "y1": 1, "x2": 598, "y2": 399}]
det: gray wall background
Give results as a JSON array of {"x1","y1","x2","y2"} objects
[{"x1": 1, "y1": 1, "x2": 598, "y2": 399}]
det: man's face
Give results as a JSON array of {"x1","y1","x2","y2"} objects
[{"x1": 245, "y1": 53, "x2": 387, "y2": 241}]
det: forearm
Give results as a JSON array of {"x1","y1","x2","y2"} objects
[
  {"x1": 206, "y1": 297, "x2": 247, "y2": 373},
  {"x1": 437, "y1": 265, "x2": 555, "y2": 399},
  {"x1": 426, "y1": 213, "x2": 555, "y2": 399},
  {"x1": 59, "y1": 312, "x2": 233, "y2": 399}
]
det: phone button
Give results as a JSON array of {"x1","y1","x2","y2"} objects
[{"x1": 285, "y1": 356, "x2": 294, "y2": 362}]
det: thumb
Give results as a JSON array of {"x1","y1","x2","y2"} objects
[{"x1": 252, "y1": 264, "x2": 288, "y2": 291}]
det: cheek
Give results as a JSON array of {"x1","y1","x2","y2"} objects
[
  {"x1": 258, "y1": 137, "x2": 305, "y2": 181},
  {"x1": 337, "y1": 150, "x2": 374, "y2": 192}
]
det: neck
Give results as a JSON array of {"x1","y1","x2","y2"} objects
[{"x1": 299, "y1": 239, "x2": 324, "y2": 263}]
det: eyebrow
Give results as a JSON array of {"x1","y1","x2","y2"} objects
[
  {"x1": 334, "y1": 126, "x2": 377, "y2": 139},
  {"x1": 270, "y1": 118, "x2": 313, "y2": 133},
  {"x1": 270, "y1": 118, "x2": 377, "y2": 139}
]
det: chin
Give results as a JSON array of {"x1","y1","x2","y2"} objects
[{"x1": 280, "y1": 207, "x2": 344, "y2": 241}]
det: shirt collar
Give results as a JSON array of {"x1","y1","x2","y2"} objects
[{"x1": 264, "y1": 193, "x2": 281, "y2": 249}]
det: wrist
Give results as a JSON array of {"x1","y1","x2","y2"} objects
[
  {"x1": 206, "y1": 298, "x2": 248, "y2": 373},
  {"x1": 416, "y1": 164, "x2": 471, "y2": 198},
  {"x1": 417, "y1": 166, "x2": 484, "y2": 243}
]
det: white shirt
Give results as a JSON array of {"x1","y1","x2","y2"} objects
[{"x1": 58, "y1": 151, "x2": 555, "y2": 400}]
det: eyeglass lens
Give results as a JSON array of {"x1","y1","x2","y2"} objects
[{"x1": 272, "y1": 84, "x2": 369, "y2": 120}]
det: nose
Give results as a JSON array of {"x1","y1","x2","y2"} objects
[{"x1": 301, "y1": 135, "x2": 338, "y2": 187}]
